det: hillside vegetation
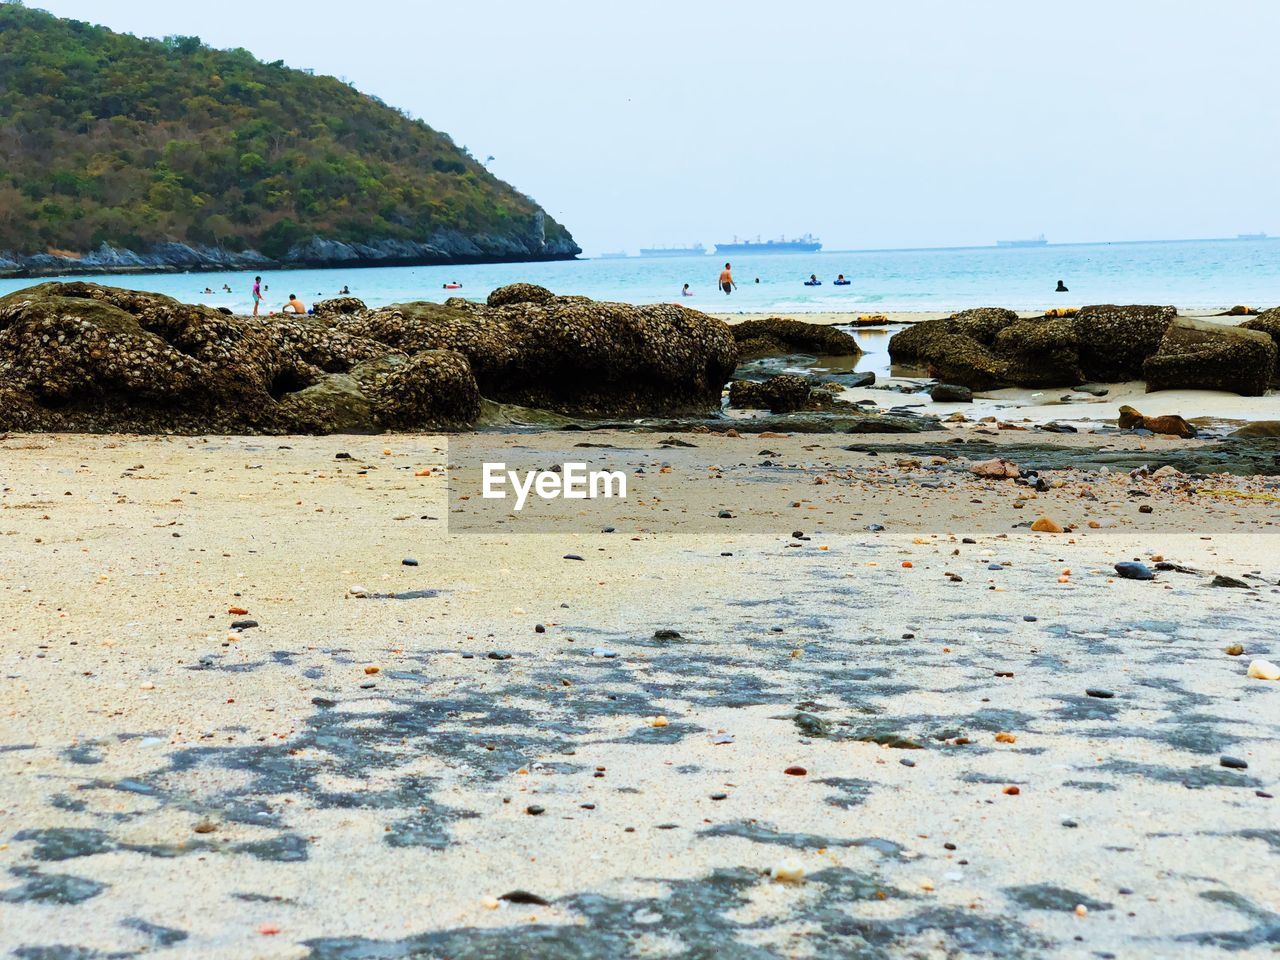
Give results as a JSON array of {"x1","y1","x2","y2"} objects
[{"x1": 0, "y1": 3, "x2": 577, "y2": 264}]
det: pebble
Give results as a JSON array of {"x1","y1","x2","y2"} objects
[
  {"x1": 1114, "y1": 561, "x2": 1154, "y2": 581},
  {"x1": 230, "y1": 619, "x2": 258, "y2": 630},
  {"x1": 348, "y1": 584, "x2": 368, "y2": 597},
  {"x1": 710, "y1": 792, "x2": 728, "y2": 800},
  {"x1": 525, "y1": 805, "x2": 545, "y2": 816},
  {"x1": 534, "y1": 624, "x2": 546, "y2": 633},
  {"x1": 1211, "y1": 574, "x2": 1249, "y2": 588},
  {"x1": 487, "y1": 651, "x2": 513, "y2": 660},
  {"x1": 1085, "y1": 688, "x2": 1115, "y2": 699},
  {"x1": 1220, "y1": 756, "x2": 1249, "y2": 769},
  {"x1": 1030, "y1": 516, "x2": 1063, "y2": 533},
  {"x1": 650, "y1": 716, "x2": 669, "y2": 727},
  {"x1": 591, "y1": 647, "x2": 619, "y2": 658},
  {"x1": 1023, "y1": 615, "x2": 1038, "y2": 622},
  {"x1": 1225, "y1": 643, "x2": 1244, "y2": 656},
  {"x1": 770, "y1": 859, "x2": 806, "y2": 883},
  {"x1": 1247, "y1": 659, "x2": 1280, "y2": 681},
  {"x1": 402, "y1": 558, "x2": 418, "y2": 566},
  {"x1": 783, "y1": 765, "x2": 807, "y2": 776},
  {"x1": 900, "y1": 758, "x2": 916, "y2": 767},
  {"x1": 563, "y1": 554, "x2": 585, "y2": 561},
  {"x1": 192, "y1": 820, "x2": 217, "y2": 834}
]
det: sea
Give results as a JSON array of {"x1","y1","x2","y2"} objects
[{"x1": 2, "y1": 238, "x2": 1277, "y2": 315}]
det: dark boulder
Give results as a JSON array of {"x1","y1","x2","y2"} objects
[
  {"x1": 929, "y1": 383, "x2": 973, "y2": 402},
  {"x1": 731, "y1": 317, "x2": 861, "y2": 361},
  {"x1": 1072, "y1": 304, "x2": 1176, "y2": 381},
  {"x1": 1142, "y1": 316, "x2": 1276, "y2": 396},
  {"x1": 728, "y1": 375, "x2": 813, "y2": 413},
  {"x1": 311, "y1": 296, "x2": 368, "y2": 317}
]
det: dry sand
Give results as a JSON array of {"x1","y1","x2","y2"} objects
[{"x1": 0, "y1": 430, "x2": 1277, "y2": 958}]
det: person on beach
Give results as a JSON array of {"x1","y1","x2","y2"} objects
[
  {"x1": 282, "y1": 293, "x2": 308, "y2": 314},
  {"x1": 682, "y1": 283, "x2": 693, "y2": 297},
  {"x1": 251, "y1": 276, "x2": 263, "y2": 316},
  {"x1": 719, "y1": 263, "x2": 736, "y2": 295},
  {"x1": 1055, "y1": 279, "x2": 1069, "y2": 292}
]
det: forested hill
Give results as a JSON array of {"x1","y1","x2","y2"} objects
[{"x1": 0, "y1": 3, "x2": 579, "y2": 275}]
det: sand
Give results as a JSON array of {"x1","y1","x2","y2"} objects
[{"x1": 0, "y1": 429, "x2": 1277, "y2": 958}]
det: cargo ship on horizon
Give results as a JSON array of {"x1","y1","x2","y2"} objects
[
  {"x1": 714, "y1": 234, "x2": 822, "y2": 255},
  {"x1": 995, "y1": 234, "x2": 1048, "y2": 248}
]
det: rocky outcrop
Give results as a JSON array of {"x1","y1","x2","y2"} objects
[
  {"x1": 345, "y1": 292, "x2": 737, "y2": 418},
  {"x1": 732, "y1": 317, "x2": 862, "y2": 361},
  {"x1": 888, "y1": 304, "x2": 1194, "y2": 391},
  {"x1": 0, "y1": 282, "x2": 735, "y2": 433},
  {"x1": 1143, "y1": 316, "x2": 1276, "y2": 396}
]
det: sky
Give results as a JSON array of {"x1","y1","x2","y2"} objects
[{"x1": 23, "y1": 0, "x2": 1280, "y2": 254}]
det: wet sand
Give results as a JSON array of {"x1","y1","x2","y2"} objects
[{"x1": 1, "y1": 430, "x2": 1277, "y2": 958}]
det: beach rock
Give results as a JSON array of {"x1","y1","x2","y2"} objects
[
  {"x1": 351, "y1": 293, "x2": 737, "y2": 417},
  {"x1": 1117, "y1": 405, "x2": 1196, "y2": 439},
  {"x1": 1030, "y1": 516, "x2": 1063, "y2": 533},
  {"x1": 1143, "y1": 316, "x2": 1276, "y2": 396},
  {"x1": 1239, "y1": 308, "x2": 1280, "y2": 381},
  {"x1": 1073, "y1": 304, "x2": 1177, "y2": 381},
  {"x1": 0, "y1": 282, "x2": 738, "y2": 432},
  {"x1": 728, "y1": 376, "x2": 812, "y2": 413},
  {"x1": 310, "y1": 296, "x2": 368, "y2": 318},
  {"x1": 970, "y1": 457, "x2": 1020, "y2": 479},
  {"x1": 1246, "y1": 659, "x2": 1280, "y2": 680},
  {"x1": 1228, "y1": 420, "x2": 1280, "y2": 438},
  {"x1": 1210, "y1": 574, "x2": 1249, "y2": 588},
  {"x1": 1114, "y1": 561, "x2": 1155, "y2": 581},
  {"x1": 485, "y1": 282, "x2": 555, "y2": 308},
  {"x1": 731, "y1": 317, "x2": 861, "y2": 361},
  {"x1": 929, "y1": 383, "x2": 973, "y2": 402},
  {"x1": 992, "y1": 315, "x2": 1085, "y2": 386}
]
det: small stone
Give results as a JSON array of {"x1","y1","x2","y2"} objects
[
  {"x1": 487, "y1": 651, "x2": 513, "y2": 661},
  {"x1": 1114, "y1": 561, "x2": 1154, "y2": 581},
  {"x1": 525, "y1": 805, "x2": 545, "y2": 816},
  {"x1": 1002, "y1": 785, "x2": 1020, "y2": 795},
  {"x1": 591, "y1": 647, "x2": 619, "y2": 658},
  {"x1": 994, "y1": 732, "x2": 1017, "y2": 744},
  {"x1": 653, "y1": 629, "x2": 682, "y2": 641},
  {"x1": 1225, "y1": 643, "x2": 1245, "y2": 656},
  {"x1": 1085, "y1": 688, "x2": 1115, "y2": 699},
  {"x1": 1220, "y1": 756, "x2": 1248, "y2": 769},
  {"x1": 710, "y1": 792, "x2": 728, "y2": 800},
  {"x1": 499, "y1": 890, "x2": 550, "y2": 905},
  {"x1": 1211, "y1": 574, "x2": 1249, "y2": 588},
  {"x1": 1247, "y1": 659, "x2": 1280, "y2": 680},
  {"x1": 1075, "y1": 904, "x2": 1088, "y2": 917},
  {"x1": 193, "y1": 820, "x2": 217, "y2": 834},
  {"x1": 1062, "y1": 819, "x2": 1078, "y2": 828},
  {"x1": 363, "y1": 665, "x2": 380, "y2": 675},
  {"x1": 1023, "y1": 615, "x2": 1038, "y2": 622},
  {"x1": 227, "y1": 607, "x2": 249, "y2": 615},
  {"x1": 771, "y1": 859, "x2": 806, "y2": 883},
  {"x1": 650, "y1": 715, "x2": 669, "y2": 727},
  {"x1": 534, "y1": 624, "x2": 546, "y2": 633},
  {"x1": 784, "y1": 765, "x2": 807, "y2": 776},
  {"x1": 900, "y1": 757, "x2": 916, "y2": 767},
  {"x1": 1030, "y1": 516, "x2": 1063, "y2": 533},
  {"x1": 792, "y1": 530, "x2": 805, "y2": 539},
  {"x1": 794, "y1": 712, "x2": 832, "y2": 738},
  {"x1": 563, "y1": 554, "x2": 585, "y2": 561},
  {"x1": 1138, "y1": 504, "x2": 1154, "y2": 514},
  {"x1": 349, "y1": 584, "x2": 368, "y2": 597},
  {"x1": 402, "y1": 558, "x2": 418, "y2": 566},
  {"x1": 230, "y1": 619, "x2": 258, "y2": 630}
]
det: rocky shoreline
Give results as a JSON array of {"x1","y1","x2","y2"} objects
[{"x1": 0, "y1": 233, "x2": 581, "y2": 279}]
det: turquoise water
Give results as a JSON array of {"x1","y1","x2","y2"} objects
[{"x1": 3, "y1": 238, "x2": 1277, "y2": 313}]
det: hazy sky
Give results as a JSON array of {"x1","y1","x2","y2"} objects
[{"x1": 25, "y1": 0, "x2": 1280, "y2": 253}]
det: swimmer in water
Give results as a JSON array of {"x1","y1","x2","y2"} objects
[
  {"x1": 719, "y1": 263, "x2": 736, "y2": 295},
  {"x1": 1055, "y1": 279, "x2": 1068, "y2": 292}
]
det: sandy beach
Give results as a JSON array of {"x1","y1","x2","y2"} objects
[{"x1": 1, "y1": 429, "x2": 1277, "y2": 958}]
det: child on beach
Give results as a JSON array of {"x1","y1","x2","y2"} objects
[{"x1": 252, "y1": 276, "x2": 262, "y2": 316}]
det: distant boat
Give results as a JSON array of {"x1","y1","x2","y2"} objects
[
  {"x1": 638, "y1": 243, "x2": 706, "y2": 258},
  {"x1": 598, "y1": 250, "x2": 629, "y2": 259},
  {"x1": 713, "y1": 234, "x2": 822, "y2": 255},
  {"x1": 996, "y1": 234, "x2": 1048, "y2": 248},
  {"x1": 1237, "y1": 232, "x2": 1269, "y2": 240}
]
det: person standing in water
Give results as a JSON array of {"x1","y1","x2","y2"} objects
[
  {"x1": 251, "y1": 276, "x2": 263, "y2": 316},
  {"x1": 719, "y1": 263, "x2": 736, "y2": 295},
  {"x1": 1055, "y1": 279, "x2": 1069, "y2": 292},
  {"x1": 681, "y1": 283, "x2": 693, "y2": 297}
]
